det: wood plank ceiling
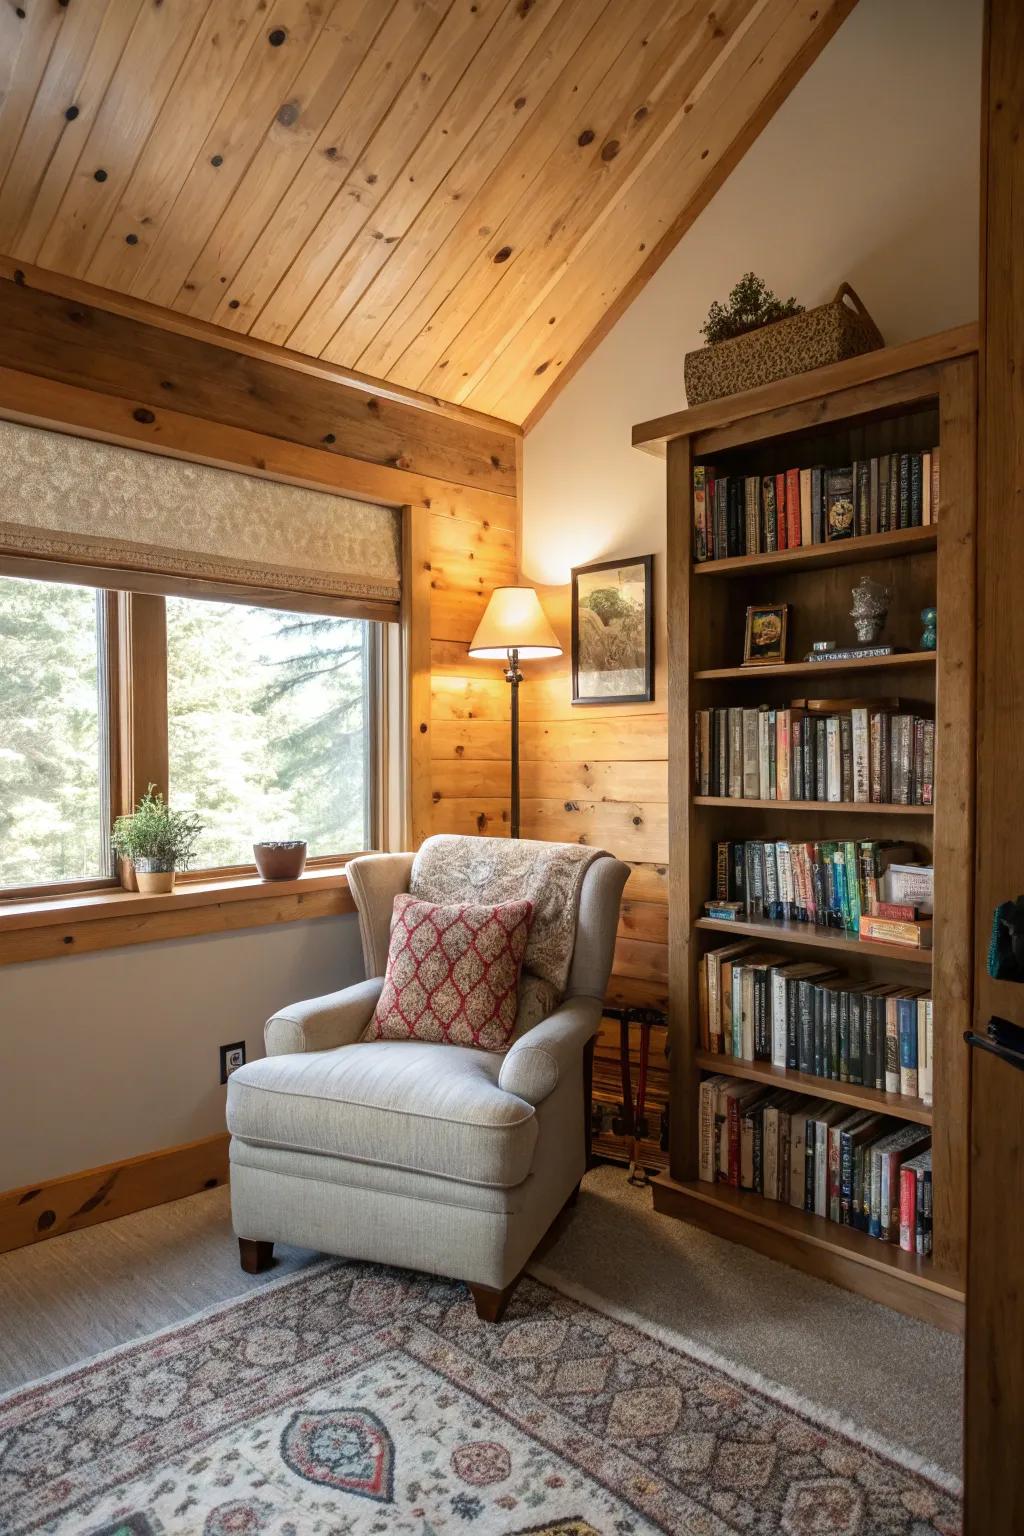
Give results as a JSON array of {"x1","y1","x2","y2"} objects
[{"x1": 0, "y1": 0, "x2": 853, "y2": 427}]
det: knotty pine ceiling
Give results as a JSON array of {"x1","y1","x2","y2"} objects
[{"x1": 0, "y1": 0, "x2": 851, "y2": 426}]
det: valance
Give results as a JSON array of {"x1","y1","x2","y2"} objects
[{"x1": 0, "y1": 420, "x2": 400, "y2": 614}]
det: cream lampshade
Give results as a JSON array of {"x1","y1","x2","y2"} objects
[
  {"x1": 468, "y1": 587, "x2": 561, "y2": 838},
  {"x1": 467, "y1": 586, "x2": 562, "y2": 660}
]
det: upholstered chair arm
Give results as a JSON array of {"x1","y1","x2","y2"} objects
[
  {"x1": 264, "y1": 977, "x2": 384, "y2": 1056},
  {"x1": 498, "y1": 995, "x2": 602, "y2": 1107}
]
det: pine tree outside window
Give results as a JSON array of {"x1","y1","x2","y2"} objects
[{"x1": 0, "y1": 573, "x2": 382, "y2": 897}]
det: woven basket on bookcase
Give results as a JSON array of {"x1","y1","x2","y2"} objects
[{"x1": 683, "y1": 283, "x2": 884, "y2": 407}]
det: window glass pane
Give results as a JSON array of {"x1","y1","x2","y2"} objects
[
  {"x1": 166, "y1": 597, "x2": 373, "y2": 869},
  {"x1": 0, "y1": 574, "x2": 110, "y2": 889}
]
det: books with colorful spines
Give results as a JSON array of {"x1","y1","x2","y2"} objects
[
  {"x1": 868, "y1": 1125, "x2": 931, "y2": 1239},
  {"x1": 840, "y1": 1114, "x2": 886, "y2": 1225},
  {"x1": 799, "y1": 467, "x2": 813, "y2": 546},
  {"x1": 742, "y1": 708, "x2": 759, "y2": 798},
  {"x1": 744, "y1": 477, "x2": 760, "y2": 555},
  {"x1": 858, "y1": 841, "x2": 917, "y2": 915},
  {"x1": 919, "y1": 719, "x2": 935, "y2": 805},
  {"x1": 761, "y1": 475, "x2": 777, "y2": 553},
  {"x1": 880, "y1": 1126, "x2": 932, "y2": 1242},
  {"x1": 854, "y1": 459, "x2": 871, "y2": 538},
  {"x1": 693, "y1": 465, "x2": 710, "y2": 560},
  {"x1": 862, "y1": 984, "x2": 903, "y2": 1090},
  {"x1": 788, "y1": 1100, "x2": 822, "y2": 1209},
  {"x1": 721, "y1": 1080, "x2": 766, "y2": 1186},
  {"x1": 703, "y1": 941, "x2": 757, "y2": 1053},
  {"x1": 811, "y1": 466, "x2": 826, "y2": 544},
  {"x1": 899, "y1": 1148, "x2": 932, "y2": 1251},
  {"x1": 825, "y1": 466, "x2": 855, "y2": 541},
  {"x1": 918, "y1": 997, "x2": 934, "y2": 1107},
  {"x1": 869, "y1": 457, "x2": 880, "y2": 533},
  {"x1": 769, "y1": 961, "x2": 836, "y2": 1067},
  {"x1": 732, "y1": 952, "x2": 778, "y2": 1060},
  {"x1": 878, "y1": 454, "x2": 893, "y2": 532},
  {"x1": 828, "y1": 1109, "x2": 876, "y2": 1221},
  {"x1": 810, "y1": 1103, "x2": 852, "y2": 1216},
  {"x1": 698, "y1": 960, "x2": 710, "y2": 1050},
  {"x1": 785, "y1": 467, "x2": 801, "y2": 548},
  {"x1": 930, "y1": 447, "x2": 940, "y2": 523},
  {"x1": 713, "y1": 477, "x2": 728, "y2": 558},
  {"x1": 898, "y1": 452, "x2": 912, "y2": 528},
  {"x1": 764, "y1": 1094, "x2": 804, "y2": 1200},
  {"x1": 698, "y1": 1074, "x2": 730, "y2": 1181},
  {"x1": 775, "y1": 471, "x2": 787, "y2": 549},
  {"x1": 910, "y1": 1148, "x2": 933, "y2": 1253},
  {"x1": 897, "y1": 996, "x2": 920, "y2": 1096},
  {"x1": 860, "y1": 915, "x2": 933, "y2": 950}
]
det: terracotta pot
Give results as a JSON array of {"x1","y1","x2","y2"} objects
[
  {"x1": 135, "y1": 867, "x2": 175, "y2": 894},
  {"x1": 253, "y1": 840, "x2": 307, "y2": 881}
]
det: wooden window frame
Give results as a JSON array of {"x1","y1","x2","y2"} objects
[{"x1": 1, "y1": 573, "x2": 389, "y2": 903}]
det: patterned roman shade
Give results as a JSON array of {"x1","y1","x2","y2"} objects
[{"x1": 0, "y1": 420, "x2": 400, "y2": 614}]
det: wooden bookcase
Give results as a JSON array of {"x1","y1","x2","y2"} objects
[{"x1": 633, "y1": 328, "x2": 978, "y2": 1331}]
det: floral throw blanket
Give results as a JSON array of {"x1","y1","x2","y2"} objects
[{"x1": 409, "y1": 835, "x2": 609, "y2": 1003}]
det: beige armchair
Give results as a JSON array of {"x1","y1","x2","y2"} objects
[{"x1": 227, "y1": 836, "x2": 628, "y2": 1320}]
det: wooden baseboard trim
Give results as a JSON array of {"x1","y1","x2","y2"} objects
[
  {"x1": 0, "y1": 1133, "x2": 230, "y2": 1255},
  {"x1": 652, "y1": 1172, "x2": 965, "y2": 1334}
]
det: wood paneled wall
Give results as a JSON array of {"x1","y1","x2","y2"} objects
[{"x1": 0, "y1": 272, "x2": 521, "y2": 860}]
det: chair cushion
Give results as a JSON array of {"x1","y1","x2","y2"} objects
[
  {"x1": 227, "y1": 1040, "x2": 538, "y2": 1188},
  {"x1": 368, "y1": 893, "x2": 532, "y2": 1052}
]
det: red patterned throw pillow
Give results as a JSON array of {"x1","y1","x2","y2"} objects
[{"x1": 368, "y1": 893, "x2": 533, "y2": 1052}]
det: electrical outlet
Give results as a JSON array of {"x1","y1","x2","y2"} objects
[{"x1": 220, "y1": 1041, "x2": 246, "y2": 1084}]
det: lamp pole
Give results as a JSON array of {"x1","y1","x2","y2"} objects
[{"x1": 504, "y1": 646, "x2": 523, "y2": 838}]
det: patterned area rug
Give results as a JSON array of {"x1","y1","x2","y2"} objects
[{"x1": 0, "y1": 1262, "x2": 960, "y2": 1535}]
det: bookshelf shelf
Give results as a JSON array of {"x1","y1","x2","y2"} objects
[
  {"x1": 694, "y1": 914, "x2": 933, "y2": 965},
  {"x1": 650, "y1": 332, "x2": 976, "y2": 1331},
  {"x1": 690, "y1": 523, "x2": 936, "y2": 578},
  {"x1": 693, "y1": 1050, "x2": 934, "y2": 1125},
  {"x1": 694, "y1": 797, "x2": 933, "y2": 816},
  {"x1": 693, "y1": 652, "x2": 936, "y2": 682}
]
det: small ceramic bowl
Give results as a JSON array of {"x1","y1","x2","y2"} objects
[{"x1": 253, "y1": 840, "x2": 307, "y2": 881}]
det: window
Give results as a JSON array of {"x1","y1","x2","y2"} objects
[
  {"x1": 166, "y1": 596, "x2": 375, "y2": 870},
  {"x1": 0, "y1": 573, "x2": 113, "y2": 892},
  {"x1": 0, "y1": 573, "x2": 383, "y2": 898}
]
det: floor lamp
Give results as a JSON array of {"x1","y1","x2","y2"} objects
[{"x1": 468, "y1": 586, "x2": 562, "y2": 839}]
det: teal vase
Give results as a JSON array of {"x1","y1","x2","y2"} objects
[{"x1": 920, "y1": 606, "x2": 937, "y2": 651}]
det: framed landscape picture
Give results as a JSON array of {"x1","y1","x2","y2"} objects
[{"x1": 571, "y1": 555, "x2": 653, "y2": 705}]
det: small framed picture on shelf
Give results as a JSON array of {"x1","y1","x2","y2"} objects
[
  {"x1": 571, "y1": 554, "x2": 654, "y2": 705},
  {"x1": 742, "y1": 602, "x2": 789, "y2": 666}
]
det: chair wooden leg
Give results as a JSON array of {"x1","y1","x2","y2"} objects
[
  {"x1": 468, "y1": 1278, "x2": 518, "y2": 1323},
  {"x1": 239, "y1": 1238, "x2": 274, "y2": 1274}
]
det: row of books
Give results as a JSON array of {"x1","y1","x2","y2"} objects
[
  {"x1": 708, "y1": 838, "x2": 934, "y2": 945},
  {"x1": 698, "y1": 1077, "x2": 933, "y2": 1252},
  {"x1": 694, "y1": 701, "x2": 935, "y2": 805},
  {"x1": 692, "y1": 450, "x2": 940, "y2": 561},
  {"x1": 699, "y1": 940, "x2": 933, "y2": 1101}
]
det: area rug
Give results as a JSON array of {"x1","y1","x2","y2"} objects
[{"x1": 0, "y1": 1260, "x2": 961, "y2": 1536}]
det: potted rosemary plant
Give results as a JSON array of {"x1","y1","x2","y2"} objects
[{"x1": 111, "y1": 785, "x2": 204, "y2": 894}]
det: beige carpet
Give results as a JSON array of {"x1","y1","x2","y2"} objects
[{"x1": 0, "y1": 1163, "x2": 963, "y2": 1479}]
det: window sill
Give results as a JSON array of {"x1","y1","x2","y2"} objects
[{"x1": 0, "y1": 868, "x2": 356, "y2": 966}]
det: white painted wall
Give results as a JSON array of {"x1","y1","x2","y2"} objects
[
  {"x1": 1, "y1": 916, "x2": 364, "y2": 1187},
  {"x1": 522, "y1": 0, "x2": 982, "y2": 586}
]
